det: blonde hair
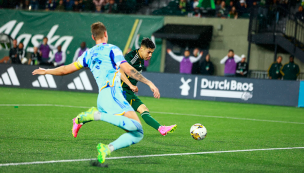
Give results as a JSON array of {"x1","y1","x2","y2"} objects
[{"x1": 91, "y1": 22, "x2": 107, "y2": 39}]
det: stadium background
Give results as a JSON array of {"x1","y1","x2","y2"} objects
[
  {"x1": 1, "y1": 1, "x2": 304, "y2": 172},
  {"x1": 1, "y1": 9, "x2": 304, "y2": 75}
]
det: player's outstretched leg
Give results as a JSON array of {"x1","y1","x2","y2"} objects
[
  {"x1": 97, "y1": 131, "x2": 143, "y2": 163},
  {"x1": 72, "y1": 107, "x2": 97, "y2": 138},
  {"x1": 138, "y1": 105, "x2": 177, "y2": 136},
  {"x1": 95, "y1": 111, "x2": 144, "y2": 163}
]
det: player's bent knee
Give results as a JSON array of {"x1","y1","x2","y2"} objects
[
  {"x1": 130, "y1": 131, "x2": 144, "y2": 144},
  {"x1": 124, "y1": 111, "x2": 141, "y2": 124},
  {"x1": 137, "y1": 104, "x2": 149, "y2": 113}
]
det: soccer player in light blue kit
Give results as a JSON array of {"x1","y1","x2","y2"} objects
[{"x1": 32, "y1": 22, "x2": 160, "y2": 164}]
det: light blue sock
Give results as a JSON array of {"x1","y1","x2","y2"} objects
[
  {"x1": 94, "y1": 111, "x2": 144, "y2": 151},
  {"x1": 110, "y1": 131, "x2": 144, "y2": 151},
  {"x1": 94, "y1": 111, "x2": 143, "y2": 133}
]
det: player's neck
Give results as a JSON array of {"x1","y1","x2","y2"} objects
[
  {"x1": 95, "y1": 38, "x2": 107, "y2": 45},
  {"x1": 137, "y1": 49, "x2": 143, "y2": 59}
]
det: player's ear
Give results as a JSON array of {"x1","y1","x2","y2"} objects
[
  {"x1": 104, "y1": 31, "x2": 108, "y2": 38},
  {"x1": 91, "y1": 35, "x2": 95, "y2": 41}
]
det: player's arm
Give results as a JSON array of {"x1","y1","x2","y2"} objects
[
  {"x1": 220, "y1": 56, "x2": 228, "y2": 64},
  {"x1": 235, "y1": 63, "x2": 241, "y2": 74},
  {"x1": 167, "y1": 49, "x2": 183, "y2": 62},
  {"x1": 119, "y1": 68, "x2": 138, "y2": 92},
  {"x1": 120, "y1": 62, "x2": 160, "y2": 99},
  {"x1": 32, "y1": 62, "x2": 79, "y2": 76},
  {"x1": 189, "y1": 51, "x2": 203, "y2": 63},
  {"x1": 234, "y1": 54, "x2": 242, "y2": 63},
  {"x1": 296, "y1": 65, "x2": 300, "y2": 77},
  {"x1": 267, "y1": 63, "x2": 273, "y2": 77}
]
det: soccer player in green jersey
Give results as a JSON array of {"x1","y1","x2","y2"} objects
[{"x1": 120, "y1": 38, "x2": 177, "y2": 136}]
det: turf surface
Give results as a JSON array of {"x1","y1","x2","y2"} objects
[{"x1": 0, "y1": 87, "x2": 304, "y2": 172}]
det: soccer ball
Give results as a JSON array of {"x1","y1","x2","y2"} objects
[
  {"x1": 21, "y1": 58, "x2": 28, "y2": 64},
  {"x1": 190, "y1": 123, "x2": 207, "y2": 140}
]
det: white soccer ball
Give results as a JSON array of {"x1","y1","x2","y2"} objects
[
  {"x1": 21, "y1": 58, "x2": 28, "y2": 64},
  {"x1": 190, "y1": 123, "x2": 207, "y2": 140}
]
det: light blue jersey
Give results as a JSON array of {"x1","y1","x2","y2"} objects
[
  {"x1": 75, "y1": 43, "x2": 127, "y2": 90},
  {"x1": 74, "y1": 43, "x2": 134, "y2": 115}
]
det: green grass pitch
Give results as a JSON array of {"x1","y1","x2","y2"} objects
[{"x1": 0, "y1": 87, "x2": 304, "y2": 173}]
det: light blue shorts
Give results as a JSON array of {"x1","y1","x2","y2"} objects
[{"x1": 97, "y1": 84, "x2": 134, "y2": 115}]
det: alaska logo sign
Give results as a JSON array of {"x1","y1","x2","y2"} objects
[{"x1": 0, "y1": 20, "x2": 73, "y2": 57}]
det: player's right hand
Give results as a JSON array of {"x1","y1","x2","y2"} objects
[
  {"x1": 149, "y1": 83, "x2": 160, "y2": 99},
  {"x1": 166, "y1": 49, "x2": 171, "y2": 53},
  {"x1": 130, "y1": 85, "x2": 138, "y2": 93},
  {"x1": 32, "y1": 67, "x2": 47, "y2": 75}
]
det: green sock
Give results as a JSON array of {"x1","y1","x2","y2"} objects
[{"x1": 141, "y1": 111, "x2": 161, "y2": 130}]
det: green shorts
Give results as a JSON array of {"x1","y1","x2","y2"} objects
[{"x1": 123, "y1": 88, "x2": 143, "y2": 111}]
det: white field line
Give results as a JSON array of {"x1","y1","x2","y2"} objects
[
  {"x1": 0, "y1": 104, "x2": 303, "y2": 125},
  {"x1": 153, "y1": 111, "x2": 304, "y2": 125},
  {"x1": 0, "y1": 147, "x2": 304, "y2": 167},
  {"x1": 0, "y1": 104, "x2": 91, "y2": 109}
]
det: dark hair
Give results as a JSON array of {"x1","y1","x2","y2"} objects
[
  {"x1": 141, "y1": 38, "x2": 155, "y2": 49},
  {"x1": 43, "y1": 37, "x2": 48, "y2": 40},
  {"x1": 290, "y1": 55, "x2": 294, "y2": 58},
  {"x1": 91, "y1": 22, "x2": 107, "y2": 39},
  {"x1": 228, "y1": 49, "x2": 234, "y2": 53}
]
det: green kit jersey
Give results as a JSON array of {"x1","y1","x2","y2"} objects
[
  {"x1": 280, "y1": 62, "x2": 300, "y2": 80},
  {"x1": 268, "y1": 62, "x2": 282, "y2": 79},
  {"x1": 122, "y1": 49, "x2": 144, "y2": 89}
]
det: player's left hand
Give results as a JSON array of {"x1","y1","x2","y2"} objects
[
  {"x1": 32, "y1": 67, "x2": 47, "y2": 75},
  {"x1": 200, "y1": 51, "x2": 203, "y2": 55},
  {"x1": 148, "y1": 83, "x2": 160, "y2": 99},
  {"x1": 130, "y1": 85, "x2": 138, "y2": 93}
]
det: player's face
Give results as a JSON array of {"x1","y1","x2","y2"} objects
[
  {"x1": 277, "y1": 57, "x2": 282, "y2": 63},
  {"x1": 33, "y1": 47, "x2": 38, "y2": 52},
  {"x1": 13, "y1": 40, "x2": 17, "y2": 47},
  {"x1": 18, "y1": 43, "x2": 23, "y2": 49},
  {"x1": 206, "y1": 54, "x2": 210, "y2": 61},
  {"x1": 228, "y1": 51, "x2": 234, "y2": 57},
  {"x1": 142, "y1": 47, "x2": 154, "y2": 60},
  {"x1": 184, "y1": 50, "x2": 190, "y2": 57},
  {"x1": 43, "y1": 38, "x2": 48, "y2": 44}
]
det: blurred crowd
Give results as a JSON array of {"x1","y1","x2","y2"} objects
[
  {"x1": 166, "y1": 48, "x2": 300, "y2": 80},
  {"x1": 151, "y1": 0, "x2": 303, "y2": 19},
  {"x1": 0, "y1": 0, "x2": 148, "y2": 13},
  {"x1": 5, "y1": 38, "x2": 301, "y2": 80},
  {"x1": 1, "y1": 0, "x2": 303, "y2": 18},
  {"x1": 7, "y1": 38, "x2": 88, "y2": 67}
]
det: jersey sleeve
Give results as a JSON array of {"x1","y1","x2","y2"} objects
[
  {"x1": 73, "y1": 50, "x2": 90, "y2": 70},
  {"x1": 124, "y1": 51, "x2": 132, "y2": 64},
  {"x1": 110, "y1": 46, "x2": 127, "y2": 67}
]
